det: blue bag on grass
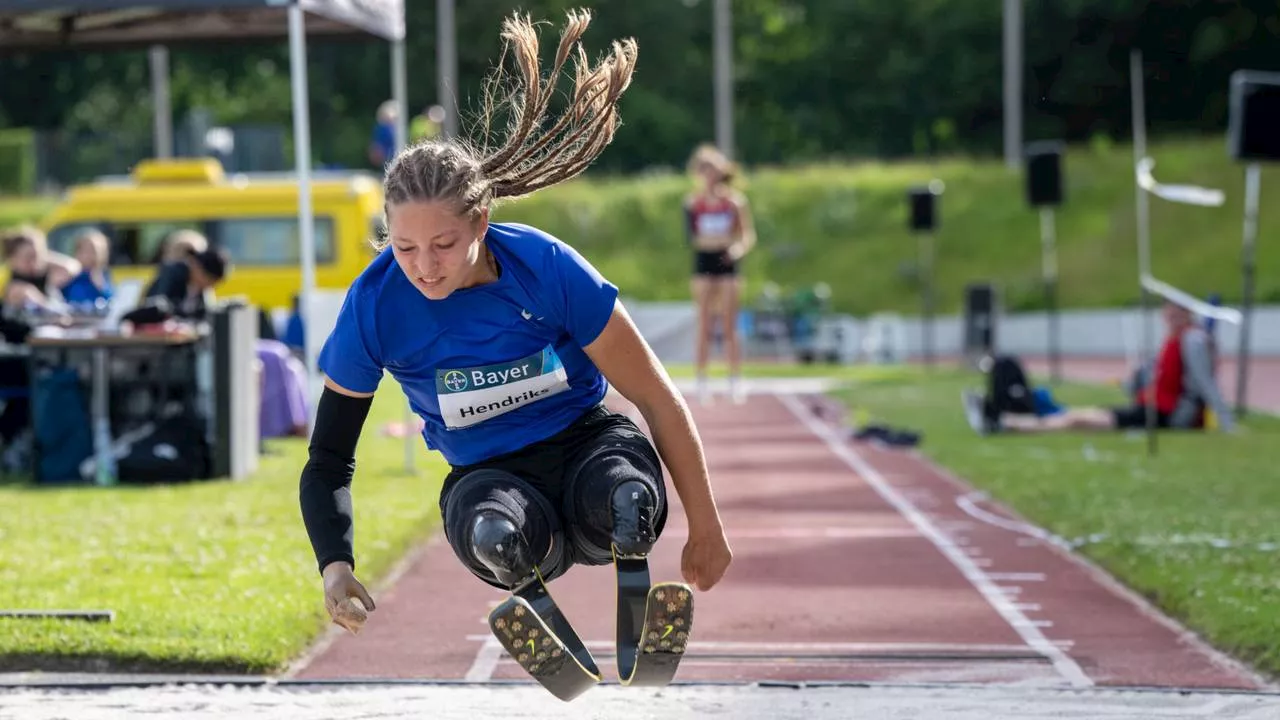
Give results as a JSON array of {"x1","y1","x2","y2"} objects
[{"x1": 33, "y1": 368, "x2": 93, "y2": 483}]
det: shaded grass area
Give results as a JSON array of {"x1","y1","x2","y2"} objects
[
  {"x1": 0, "y1": 382, "x2": 446, "y2": 674},
  {"x1": 833, "y1": 366, "x2": 1280, "y2": 679}
]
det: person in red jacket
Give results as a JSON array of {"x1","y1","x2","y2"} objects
[{"x1": 963, "y1": 300, "x2": 1235, "y2": 434}]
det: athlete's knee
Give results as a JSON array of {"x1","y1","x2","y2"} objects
[
  {"x1": 443, "y1": 469, "x2": 559, "y2": 590},
  {"x1": 470, "y1": 509, "x2": 537, "y2": 589},
  {"x1": 611, "y1": 479, "x2": 658, "y2": 558}
]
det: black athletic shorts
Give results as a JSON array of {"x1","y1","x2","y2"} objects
[
  {"x1": 693, "y1": 250, "x2": 738, "y2": 277},
  {"x1": 1111, "y1": 405, "x2": 1170, "y2": 429},
  {"x1": 438, "y1": 404, "x2": 669, "y2": 590}
]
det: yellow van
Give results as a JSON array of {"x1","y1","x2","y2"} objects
[{"x1": 36, "y1": 158, "x2": 384, "y2": 312}]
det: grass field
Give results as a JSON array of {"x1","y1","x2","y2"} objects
[
  {"x1": 834, "y1": 366, "x2": 1280, "y2": 680},
  {"x1": 0, "y1": 381, "x2": 447, "y2": 674},
  {"x1": 4, "y1": 135, "x2": 1277, "y2": 317},
  {"x1": 504, "y1": 136, "x2": 1280, "y2": 315},
  {"x1": 4, "y1": 359, "x2": 1279, "y2": 679}
]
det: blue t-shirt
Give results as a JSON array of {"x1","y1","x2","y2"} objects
[
  {"x1": 60, "y1": 270, "x2": 113, "y2": 304},
  {"x1": 318, "y1": 222, "x2": 620, "y2": 467},
  {"x1": 371, "y1": 122, "x2": 396, "y2": 161}
]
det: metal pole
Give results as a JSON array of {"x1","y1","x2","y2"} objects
[
  {"x1": 1002, "y1": 0, "x2": 1022, "y2": 170},
  {"x1": 391, "y1": 38, "x2": 416, "y2": 473},
  {"x1": 1040, "y1": 207, "x2": 1061, "y2": 383},
  {"x1": 392, "y1": 41, "x2": 409, "y2": 154},
  {"x1": 438, "y1": 0, "x2": 459, "y2": 139},
  {"x1": 713, "y1": 0, "x2": 734, "y2": 158},
  {"x1": 920, "y1": 233, "x2": 935, "y2": 367},
  {"x1": 1130, "y1": 49, "x2": 1156, "y2": 457},
  {"x1": 1236, "y1": 162, "x2": 1261, "y2": 417},
  {"x1": 288, "y1": 5, "x2": 319, "y2": 420},
  {"x1": 149, "y1": 46, "x2": 172, "y2": 159}
]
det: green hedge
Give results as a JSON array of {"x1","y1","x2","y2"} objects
[
  {"x1": 497, "y1": 136, "x2": 1279, "y2": 316},
  {"x1": 0, "y1": 129, "x2": 36, "y2": 196}
]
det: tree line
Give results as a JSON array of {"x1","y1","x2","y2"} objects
[{"x1": 1, "y1": 0, "x2": 1278, "y2": 175}]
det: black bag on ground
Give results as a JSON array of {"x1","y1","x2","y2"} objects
[
  {"x1": 115, "y1": 412, "x2": 211, "y2": 483},
  {"x1": 985, "y1": 354, "x2": 1036, "y2": 419}
]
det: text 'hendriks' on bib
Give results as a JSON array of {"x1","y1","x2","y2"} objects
[{"x1": 435, "y1": 345, "x2": 571, "y2": 429}]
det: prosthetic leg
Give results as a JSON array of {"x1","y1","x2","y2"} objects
[
  {"x1": 611, "y1": 481, "x2": 695, "y2": 687},
  {"x1": 477, "y1": 511, "x2": 602, "y2": 702}
]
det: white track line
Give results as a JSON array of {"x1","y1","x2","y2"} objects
[
  {"x1": 777, "y1": 393, "x2": 1093, "y2": 688},
  {"x1": 988, "y1": 573, "x2": 1046, "y2": 582},
  {"x1": 464, "y1": 634, "x2": 504, "y2": 682},
  {"x1": 956, "y1": 492, "x2": 1069, "y2": 548},
  {"x1": 462, "y1": 597, "x2": 507, "y2": 682}
]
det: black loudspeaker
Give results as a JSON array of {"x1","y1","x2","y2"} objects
[
  {"x1": 963, "y1": 282, "x2": 998, "y2": 360},
  {"x1": 1229, "y1": 70, "x2": 1280, "y2": 163},
  {"x1": 908, "y1": 186, "x2": 937, "y2": 232},
  {"x1": 1025, "y1": 140, "x2": 1065, "y2": 207}
]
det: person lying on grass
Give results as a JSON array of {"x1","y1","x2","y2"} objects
[{"x1": 962, "y1": 301, "x2": 1235, "y2": 434}]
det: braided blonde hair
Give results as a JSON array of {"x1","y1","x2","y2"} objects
[{"x1": 377, "y1": 9, "x2": 637, "y2": 249}]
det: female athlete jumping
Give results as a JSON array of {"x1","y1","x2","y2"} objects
[
  {"x1": 299, "y1": 10, "x2": 732, "y2": 697},
  {"x1": 684, "y1": 144, "x2": 756, "y2": 404}
]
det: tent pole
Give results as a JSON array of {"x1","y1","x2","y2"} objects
[
  {"x1": 1130, "y1": 48, "x2": 1157, "y2": 458},
  {"x1": 149, "y1": 45, "x2": 172, "y2": 158},
  {"x1": 289, "y1": 4, "x2": 319, "y2": 424},
  {"x1": 438, "y1": 0, "x2": 458, "y2": 138},
  {"x1": 391, "y1": 37, "x2": 415, "y2": 472}
]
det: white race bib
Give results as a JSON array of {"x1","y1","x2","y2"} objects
[
  {"x1": 435, "y1": 345, "x2": 570, "y2": 430},
  {"x1": 695, "y1": 211, "x2": 735, "y2": 236}
]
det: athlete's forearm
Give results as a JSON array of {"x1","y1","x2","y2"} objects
[
  {"x1": 299, "y1": 388, "x2": 374, "y2": 575},
  {"x1": 634, "y1": 389, "x2": 724, "y2": 535}
]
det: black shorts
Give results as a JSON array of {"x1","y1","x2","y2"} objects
[
  {"x1": 1111, "y1": 405, "x2": 1171, "y2": 429},
  {"x1": 693, "y1": 250, "x2": 738, "y2": 277},
  {"x1": 438, "y1": 404, "x2": 669, "y2": 589}
]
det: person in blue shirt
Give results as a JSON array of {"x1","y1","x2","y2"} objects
[
  {"x1": 300, "y1": 10, "x2": 732, "y2": 645},
  {"x1": 368, "y1": 100, "x2": 398, "y2": 170},
  {"x1": 281, "y1": 294, "x2": 306, "y2": 359},
  {"x1": 60, "y1": 229, "x2": 114, "y2": 306}
]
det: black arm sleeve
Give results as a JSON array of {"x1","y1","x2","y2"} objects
[{"x1": 300, "y1": 387, "x2": 374, "y2": 575}]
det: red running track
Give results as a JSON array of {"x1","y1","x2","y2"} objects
[{"x1": 289, "y1": 390, "x2": 1267, "y2": 690}]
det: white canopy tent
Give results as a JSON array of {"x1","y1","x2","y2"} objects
[{"x1": 0, "y1": 0, "x2": 409, "y2": 431}]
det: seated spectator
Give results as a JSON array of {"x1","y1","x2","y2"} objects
[
  {"x1": 1, "y1": 226, "x2": 81, "y2": 312},
  {"x1": 963, "y1": 300, "x2": 1235, "y2": 434},
  {"x1": 60, "y1": 229, "x2": 114, "y2": 306},
  {"x1": 152, "y1": 228, "x2": 209, "y2": 265},
  {"x1": 142, "y1": 241, "x2": 231, "y2": 321},
  {"x1": 281, "y1": 294, "x2": 306, "y2": 359}
]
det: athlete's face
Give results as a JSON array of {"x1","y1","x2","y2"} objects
[
  {"x1": 696, "y1": 161, "x2": 724, "y2": 190},
  {"x1": 387, "y1": 201, "x2": 491, "y2": 300}
]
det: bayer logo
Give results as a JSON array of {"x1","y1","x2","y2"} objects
[{"x1": 443, "y1": 371, "x2": 469, "y2": 392}]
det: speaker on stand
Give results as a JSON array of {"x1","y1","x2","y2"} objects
[
  {"x1": 1228, "y1": 70, "x2": 1280, "y2": 418},
  {"x1": 963, "y1": 283, "x2": 999, "y2": 369},
  {"x1": 907, "y1": 182, "x2": 944, "y2": 367},
  {"x1": 1024, "y1": 140, "x2": 1065, "y2": 383}
]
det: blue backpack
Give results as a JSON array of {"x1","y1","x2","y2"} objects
[{"x1": 34, "y1": 368, "x2": 93, "y2": 483}]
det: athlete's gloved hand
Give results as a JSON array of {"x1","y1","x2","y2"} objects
[
  {"x1": 681, "y1": 526, "x2": 733, "y2": 591},
  {"x1": 322, "y1": 561, "x2": 377, "y2": 634}
]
